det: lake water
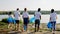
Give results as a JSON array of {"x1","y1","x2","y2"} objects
[{"x1": 0, "y1": 15, "x2": 60, "y2": 23}]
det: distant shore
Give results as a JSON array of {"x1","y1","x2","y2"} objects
[{"x1": 0, "y1": 11, "x2": 60, "y2": 15}]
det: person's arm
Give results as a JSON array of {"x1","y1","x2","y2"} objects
[
  {"x1": 18, "y1": 12, "x2": 20, "y2": 17},
  {"x1": 27, "y1": 13, "x2": 29, "y2": 19},
  {"x1": 28, "y1": 16, "x2": 29, "y2": 20},
  {"x1": 50, "y1": 17, "x2": 51, "y2": 21},
  {"x1": 14, "y1": 12, "x2": 15, "y2": 17},
  {"x1": 40, "y1": 13, "x2": 41, "y2": 20},
  {"x1": 27, "y1": 13, "x2": 29, "y2": 23},
  {"x1": 40, "y1": 16, "x2": 41, "y2": 20},
  {"x1": 50, "y1": 14, "x2": 51, "y2": 21},
  {"x1": 56, "y1": 14, "x2": 57, "y2": 19}
]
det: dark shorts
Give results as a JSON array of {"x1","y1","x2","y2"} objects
[
  {"x1": 15, "y1": 20, "x2": 19, "y2": 24},
  {"x1": 35, "y1": 19, "x2": 40, "y2": 25},
  {"x1": 23, "y1": 18, "x2": 29, "y2": 25}
]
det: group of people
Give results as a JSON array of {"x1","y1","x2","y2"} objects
[{"x1": 7, "y1": 8, "x2": 57, "y2": 34}]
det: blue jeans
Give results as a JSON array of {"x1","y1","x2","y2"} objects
[
  {"x1": 23, "y1": 18, "x2": 28, "y2": 31},
  {"x1": 51, "y1": 21, "x2": 56, "y2": 31},
  {"x1": 24, "y1": 25, "x2": 27, "y2": 31}
]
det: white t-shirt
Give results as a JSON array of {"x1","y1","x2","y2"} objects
[
  {"x1": 22, "y1": 12, "x2": 29, "y2": 18},
  {"x1": 50, "y1": 12, "x2": 57, "y2": 22},
  {"x1": 14, "y1": 11, "x2": 20, "y2": 20},
  {"x1": 9, "y1": 15, "x2": 12, "y2": 18},
  {"x1": 34, "y1": 11, "x2": 41, "y2": 20}
]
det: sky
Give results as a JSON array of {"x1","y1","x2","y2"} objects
[{"x1": 0, "y1": 0, "x2": 60, "y2": 11}]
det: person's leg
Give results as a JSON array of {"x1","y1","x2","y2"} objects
[
  {"x1": 52, "y1": 21, "x2": 56, "y2": 34},
  {"x1": 15, "y1": 23, "x2": 17, "y2": 30},
  {"x1": 26, "y1": 18, "x2": 29, "y2": 31},
  {"x1": 18, "y1": 23, "x2": 20, "y2": 31},
  {"x1": 23, "y1": 18, "x2": 26, "y2": 31},
  {"x1": 8, "y1": 23, "x2": 12, "y2": 30},
  {"x1": 25, "y1": 24, "x2": 27, "y2": 31},
  {"x1": 10, "y1": 23, "x2": 12, "y2": 28},
  {"x1": 8, "y1": 23, "x2": 10, "y2": 29},
  {"x1": 24, "y1": 24, "x2": 26, "y2": 31},
  {"x1": 54, "y1": 21, "x2": 56, "y2": 31},
  {"x1": 15, "y1": 20, "x2": 17, "y2": 30},
  {"x1": 15, "y1": 20, "x2": 19, "y2": 31},
  {"x1": 53, "y1": 21, "x2": 56, "y2": 34},
  {"x1": 24, "y1": 24, "x2": 28, "y2": 31},
  {"x1": 17, "y1": 20, "x2": 20, "y2": 31},
  {"x1": 37, "y1": 20, "x2": 40, "y2": 31},
  {"x1": 16, "y1": 24, "x2": 19, "y2": 31},
  {"x1": 51, "y1": 22, "x2": 53, "y2": 33},
  {"x1": 12, "y1": 23, "x2": 15, "y2": 30},
  {"x1": 52, "y1": 22, "x2": 54, "y2": 34},
  {"x1": 8, "y1": 21, "x2": 11, "y2": 29},
  {"x1": 35, "y1": 23, "x2": 37, "y2": 32},
  {"x1": 17, "y1": 24, "x2": 20, "y2": 31},
  {"x1": 35, "y1": 20, "x2": 37, "y2": 32}
]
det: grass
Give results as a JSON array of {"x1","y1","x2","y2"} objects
[
  {"x1": 0, "y1": 22, "x2": 7, "y2": 29},
  {"x1": 0, "y1": 22, "x2": 60, "y2": 32}
]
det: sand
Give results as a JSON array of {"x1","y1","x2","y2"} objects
[{"x1": 0, "y1": 23, "x2": 60, "y2": 34}]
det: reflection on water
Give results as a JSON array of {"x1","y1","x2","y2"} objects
[{"x1": 0, "y1": 15, "x2": 60, "y2": 23}]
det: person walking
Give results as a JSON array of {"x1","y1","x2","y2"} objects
[
  {"x1": 14, "y1": 8, "x2": 20, "y2": 31},
  {"x1": 34, "y1": 8, "x2": 41, "y2": 32},
  {"x1": 7, "y1": 12, "x2": 13, "y2": 30},
  {"x1": 50, "y1": 9, "x2": 57, "y2": 34},
  {"x1": 22, "y1": 8, "x2": 29, "y2": 32}
]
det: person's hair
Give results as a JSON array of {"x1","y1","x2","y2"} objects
[
  {"x1": 17, "y1": 8, "x2": 19, "y2": 11},
  {"x1": 9, "y1": 12, "x2": 12, "y2": 15},
  {"x1": 51, "y1": 9, "x2": 54, "y2": 13},
  {"x1": 38, "y1": 8, "x2": 41, "y2": 12},
  {"x1": 24, "y1": 8, "x2": 27, "y2": 11}
]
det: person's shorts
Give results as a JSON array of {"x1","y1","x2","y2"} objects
[
  {"x1": 23, "y1": 18, "x2": 29, "y2": 25},
  {"x1": 35, "y1": 19, "x2": 40, "y2": 25},
  {"x1": 15, "y1": 20, "x2": 19, "y2": 24}
]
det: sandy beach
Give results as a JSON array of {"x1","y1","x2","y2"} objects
[{"x1": 0, "y1": 23, "x2": 60, "y2": 34}]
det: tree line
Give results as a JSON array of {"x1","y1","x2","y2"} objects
[{"x1": 0, "y1": 11, "x2": 60, "y2": 15}]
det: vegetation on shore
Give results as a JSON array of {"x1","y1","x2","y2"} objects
[{"x1": 0, "y1": 11, "x2": 60, "y2": 15}]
